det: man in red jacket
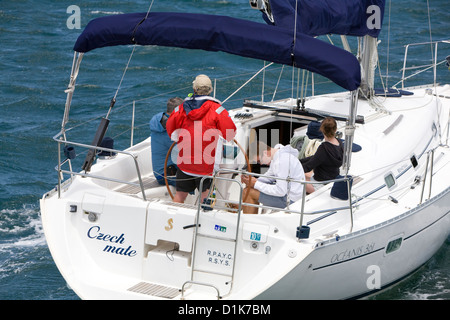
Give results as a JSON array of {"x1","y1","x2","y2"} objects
[{"x1": 166, "y1": 74, "x2": 237, "y2": 203}]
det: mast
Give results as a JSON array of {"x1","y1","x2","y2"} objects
[
  {"x1": 359, "y1": 35, "x2": 378, "y2": 99},
  {"x1": 342, "y1": 90, "x2": 359, "y2": 175},
  {"x1": 344, "y1": 34, "x2": 378, "y2": 173},
  {"x1": 343, "y1": 36, "x2": 376, "y2": 173}
]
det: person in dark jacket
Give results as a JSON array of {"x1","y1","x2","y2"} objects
[
  {"x1": 150, "y1": 97, "x2": 184, "y2": 186},
  {"x1": 301, "y1": 117, "x2": 343, "y2": 192}
]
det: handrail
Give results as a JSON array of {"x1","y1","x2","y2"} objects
[
  {"x1": 188, "y1": 175, "x2": 244, "y2": 298},
  {"x1": 398, "y1": 40, "x2": 449, "y2": 89},
  {"x1": 181, "y1": 281, "x2": 221, "y2": 300},
  {"x1": 53, "y1": 130, "x2": 147, "y2": 201},
  {"x1": 214, "y1": 168, "x2": 354, "y2": 232},
  {"x1": 184, "y1": 169, "x2": 353, "y2": 298},
  {"x1": 420, "y1": 149, "x2": 435, "y2": 204}
]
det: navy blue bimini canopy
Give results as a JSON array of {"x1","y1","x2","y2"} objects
[
  {"x1": 262, "y1": 0, "x2": 385, "y2": 37},
  {"x1": 74, "y1": 12, "x2": 360, "y2": 91}
]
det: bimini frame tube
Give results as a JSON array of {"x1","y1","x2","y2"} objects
[
  {"x1": 57, "y1": 51, "x2": 84, "y2": 193},
  {"x1": 62, "y1": 52, "x2": 84, "y2": 132}
]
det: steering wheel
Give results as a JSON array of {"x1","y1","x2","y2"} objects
[{"x1": 164, "y1": 139, "x2": 251, "y2": 202}]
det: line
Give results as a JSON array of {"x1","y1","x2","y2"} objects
[{"x1": 404, "y1": 209, "x2": 450, "y2": 240}]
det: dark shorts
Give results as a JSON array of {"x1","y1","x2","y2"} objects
[
  {"x1": 156, "y1": 164, "x2": 177, "y2": 187},
  {"x1": 176, "y1": 170, "x2": 212, "y2": 193},
  {"x1": 258, "y1": 192, "x2": 293, "y2": 209}
]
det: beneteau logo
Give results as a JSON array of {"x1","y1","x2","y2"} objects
[
  {"x1": 165, "y1": 218, "x2": 174, "y2": 231},
  {"x1": 87, "y1": 226, "x2": 137, "y2": 257}
]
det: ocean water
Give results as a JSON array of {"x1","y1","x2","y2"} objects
[{"x1": 0, "y1": 0, "x2": 449, "y2": 300}]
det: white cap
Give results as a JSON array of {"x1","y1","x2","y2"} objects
[{"x1": 193, "y1": 74, "x2": 212, "y2": 93}]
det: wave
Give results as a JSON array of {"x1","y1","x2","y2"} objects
[
  {"x1": 0, "y1": 204, "x2": 48, "y2": 284},
  {"x1": 91, "y1": 10, "x2": 123, "y2": 15},
  {"x1": 0, "y1": 204, "x2": 46, "y2": 249}
]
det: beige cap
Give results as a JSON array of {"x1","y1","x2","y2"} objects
[{"x1": 192, "y1": 74, "x2": 212, "y2": 92}]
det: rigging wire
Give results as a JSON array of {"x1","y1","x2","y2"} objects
[
  {"x1": 108, "y1": 45, "x2": 137, "y2": 119},
  {"x1": 107, "y1": 0, "x2": 155, "y2": 119},
  {"x1": 271, "y1": 65, "x2": 285, "y2": 101},
  {"x1": 426, "y1": 0, "x2": 443, "y2": 142},
  {"x1": 384, "y1": 0, "x2": 391, "y2": 90},
  {"x1": 287, "y1": 0, "x2": 300, "y2": 209},
  {"x1": 62, "y1": 66, "x2": 297, "y2": 135},
  {"x1": 222, "y1": 62, "x2": 274, "y2": 104},
  {"x1": 145, "y1": 0, "x2": 155, "y2": 19},
  {"x1": 426, "y1": 0, "x2": 434, "y2": 64}
]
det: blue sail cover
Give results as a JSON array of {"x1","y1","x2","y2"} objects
[
  {"x1": 263, "y1": 0, "x2": 385, "y2": 37},
  {"x1": 74, "y1": 12, "x2": 360, "y2": 91}
]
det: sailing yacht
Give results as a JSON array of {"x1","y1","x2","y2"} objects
[{"x1": 40, "y1": 0, "x2": 450, "y2": 299}]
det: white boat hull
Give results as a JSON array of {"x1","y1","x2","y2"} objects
[
  {"x1": 40, "y1": 184, "x2": 450, "y2": 300},
  {"x1": 256, "y1": 188, "x2": 450, "y2": 299}
]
